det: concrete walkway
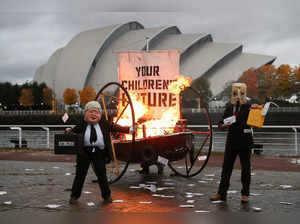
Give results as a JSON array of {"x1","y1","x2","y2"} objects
[{"x1": 0, "y1": 159, "x2": 299, "y2": 220}]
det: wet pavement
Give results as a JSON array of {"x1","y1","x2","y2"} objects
[{"x1": 0, "y1": 160, "x2": 299, "y2": 223}]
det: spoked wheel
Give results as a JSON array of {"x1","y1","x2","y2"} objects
[
  {"x1": 168, "y1": 86, "x2": 213, "y2": 177},
  {"x1": 96, "y1": 82, "x2": 136, "y2": 184}
]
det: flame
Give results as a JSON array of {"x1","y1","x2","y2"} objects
[
  {"x1": 116, "y1": 76, "x2": 192, "y2": 139},
  {"x1": 168, "y1": 75, "x2": 192, "y2": 94}
]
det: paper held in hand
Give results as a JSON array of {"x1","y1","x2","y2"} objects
[{"x1": 223, "y1": 115, "x2": 236, "y2": 124}]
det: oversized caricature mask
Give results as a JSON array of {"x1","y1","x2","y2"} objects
[
  {"x1": 231, "y1": 83, "x2": 247, "y2": 105},
  {"x1": 84, "y1": 101, "x2": 102, "y2": 124}
]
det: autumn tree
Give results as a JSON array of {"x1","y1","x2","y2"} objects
[
  {"x1": 18, "y1": 88, "x2": 34, "y2": 107},
  {"x1": 63, "y1": 88, "x2": 78, "y2": 105},
  {"x1": 275, "y1": 64, "x2": 293, "y2": 97},
  {"x1": 257, "y1": 65, "x2": 277, "y2": 102},
  {"x1": 238, "y1": 68, "x2": 260, "y2": 99},
  {"x1": 79, "y1": 86, "x2": 96, "y2": 105},
  {"x1": 292, "y1": 66, "x2": 300, "y2": 94}
]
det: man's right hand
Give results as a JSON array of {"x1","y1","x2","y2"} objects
[{"x1": 65, "y1": 128, "x2": 72, "y2": 133}]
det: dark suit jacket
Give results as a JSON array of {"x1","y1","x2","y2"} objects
[
  {"x1": 71, "y1": 116, "x2": 130, "y2": 159},
  {"x1": 219, "y1": 103, "x2": 253, "y2": 149}
]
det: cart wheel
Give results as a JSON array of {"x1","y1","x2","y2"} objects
[
  {"x1": 96, "y1": 82, "x2": 136, "y2": 184},
  {"x1": 168, "y1": 86, "x2": 213, "y2": 177}
]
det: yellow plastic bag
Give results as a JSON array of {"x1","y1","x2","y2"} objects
[{"x1": 247, "y1": 105, "x2": 265, "y2": 128}]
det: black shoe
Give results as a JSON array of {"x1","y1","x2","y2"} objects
[
  {"x1": 92, "y1": 179, "x2": 98, "y2": 183},
  {"x1": 103, "y1": 196, "x2": 113, "y2": 203},
  {"x1": 69, "y1": 197, "x2": 78, "y2": 205},
  {"x1": 210, "y1": 193, "x2": 226, "y2": 202},
  {"x1": 241, "y1": 195, "x2": 249, "y2": 203}
]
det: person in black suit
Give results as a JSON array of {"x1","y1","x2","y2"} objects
[
  {"x1": 210, "y1": 83, "x2": 258, "y2": 203},
  {"x1": 67, "y1": 101, "x2": 130, "y2": 205}
]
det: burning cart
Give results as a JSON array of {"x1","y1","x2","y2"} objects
[{"x1": 97, "y1": 81, "x2": 212, "y2": 184}]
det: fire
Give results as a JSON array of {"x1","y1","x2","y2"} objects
[
  {"x1": 168, "y1": 75, "x2": 192, "y2": 94},
  {"x1": 116, "y1": 76, "x2": 192, "y2": 139}
]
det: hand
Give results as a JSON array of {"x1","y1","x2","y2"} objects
[
  {"x1": 218, "y1": 122, "x2": 231, "y2": 128},
  {"x1": 223, "y1": 122, "x2": 232, "y2": 127},
  {"x1": 65, "y1": 128, "x2": 72, "y2": 133}
]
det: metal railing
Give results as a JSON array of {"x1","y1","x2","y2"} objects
[
  {"x1": 188, "y1": 125, "x2": 300, "y2": 156},
  {"x1": 0, "y1": 124, "x2": 299, "y2": 156}
]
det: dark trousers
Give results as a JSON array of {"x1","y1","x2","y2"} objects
[
  {"x1": 71, "y1": 149, "x2": 111, "y2": 200},
  {"x1": 218, "y1": 146, "x2": 251, "y2": 197}
]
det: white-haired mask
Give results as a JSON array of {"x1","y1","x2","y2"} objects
[{"x1": 231, "y1": 83, "x2": 247, "y2": 105}]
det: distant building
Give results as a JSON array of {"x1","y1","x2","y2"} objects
[{"x1": 34, "y1": 21, "x2": 276, "y2": 102}]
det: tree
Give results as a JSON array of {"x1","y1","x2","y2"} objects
[
  {"x1": 18, "y1": 88, "x2": 34, "y2": 108},
  {"x1": 42, "y1": 88, "x2": 53, "y2": 106},
  {"x1": 63, "y1": 88, "x2": 78, "y2": 105},
  {"x1": 238, "y1": 68, "x2": 260, "y2": 99},
  {"x1": 257, "y1": 65, "x2": 277, "y2": 102},
  {"x1": 181, "y1": 77, "x2": 212, "y2": 107},
  {"x1": 79, "y1": 86, "x2": 96, "y2": 105},
  {"x1": 275, "y1": 64, "x2": 293, "y2": 97},
  {"x1": 292, "y1": 66, "x2": 300, "y2": 94}
]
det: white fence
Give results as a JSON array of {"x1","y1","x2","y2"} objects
[
  {"x1": 188, "y1": 125, "x2": 300, "y2": 156},
  {"x1": 0, "y1": 125, "x2": 299, "y2": 157}
]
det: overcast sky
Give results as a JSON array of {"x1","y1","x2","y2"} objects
[{"x1": 1, "y1": 0, "x2": 300, "y2": 84}]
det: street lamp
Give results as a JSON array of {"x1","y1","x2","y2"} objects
[{"x1": 10, "y1": 127, "x2": 22, "y2": 148}]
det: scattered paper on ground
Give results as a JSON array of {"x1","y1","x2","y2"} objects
[
  {"x1": 280, "y1": 202, "x2": 293, "y2": 205},
  {"x1": 280, "y1": 185, "x2": 292, "y2": 189},
  {"x1": 46, "y1": 204, "x2": 62, "y2": 209},
  {"x1": 157, "y1": 187, "x2": 175, "y2": 191},
  {"x1": 139, "y1": 201, "x2": 152, "y2": 204},
  {"x1": 198, "y1": 156, "x2": 207, "y2": 161},
  {"x1": 83, "y1": 191, "x2": 92, "y2": 194},
  {"x1": 204, "y1": 174, "x2": 215, "y2": 177},
  {"x1": 260, "y1": 184, "x2": 273, "y2": 187},
  {"x1": 113, "y1": 200, "x2": 124, "y2": 203},
  {"x1": 195, "y1": 210, "x2": 210, "y2": 213},
  {"x1": 187, "y1": 200, "x2": 195, "y2": 203},
  {"x1": 211, "y1": 200, "x2": 223, "y2": 204},
  {"x1": 87, "y1": 202, "x2": 95, "y2": 206},
  {"x1": 3, "y1": 201, "x2": 12, "y2": 205},
  {"x1": 252, "y1": 207, "x2": 262, "y2": 212},
  {"x1": 179, "y1": 204, "x2": 195, "y2": 208},
  {"x1": 129, "y1": 186, "x2": 141, "y2": 189},
  {"x1": 250, "y1": 193, "x2": 262, "y2": 196},
  {"x1": 198, "y1": 180, "x2": 208, "y2": 184},
  {"x1": 0, "y1": 191, "x2": 7, "y2": 195}
]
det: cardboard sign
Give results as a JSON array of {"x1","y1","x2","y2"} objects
[{"x1": 118, "y1": 50, "x2": 181, "y2": 120}]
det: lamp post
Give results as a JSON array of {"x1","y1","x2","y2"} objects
[
  {"x1": 42, "y1": 127, "x2": 50, "y2": 149},
  {"x1": 10, "y1": 127, "x2": 22, "y2": 148}
]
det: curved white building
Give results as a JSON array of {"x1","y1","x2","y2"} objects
[{"x1": 34, "y1": 21, "x2": 276, "y2": 102}]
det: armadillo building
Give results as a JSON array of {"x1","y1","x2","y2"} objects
[{"x1": 34, "y1": 21, "x2": 276, "y2": 102}]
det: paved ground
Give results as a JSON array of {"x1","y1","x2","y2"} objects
[{"x1": 0, "y1": 151, "x2": 300, "y2": 223}]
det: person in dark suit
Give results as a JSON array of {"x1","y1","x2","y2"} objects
[
  {"x1": 210, "y1": 83, "x2": 258, "y2": 203},
  {"x1": 67, "y1": 101, "x2": 130, "y2": 205}
]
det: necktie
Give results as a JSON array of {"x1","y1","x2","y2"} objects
[
  {"x1": 234, "y1": 104, "x2": 240, "y2": 117},
  {"x1": 90, "y1": 125, "x2": 97, "y2": 144}
]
